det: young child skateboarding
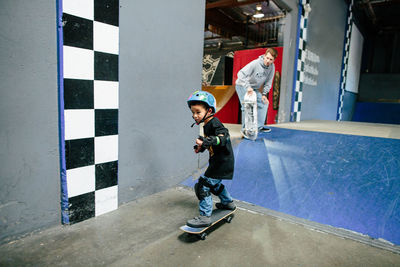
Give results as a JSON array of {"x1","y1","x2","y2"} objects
[{"x1": 186, "y1": 90, "x2": 236, "y2": 228}]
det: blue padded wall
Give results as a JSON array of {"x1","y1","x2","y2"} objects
[
  {"x1": 353, "y1": 102, "x2": 400, "y2": 124},
  {"x1": 182, "y1": 127, "x2": 400, "y2": 245}
]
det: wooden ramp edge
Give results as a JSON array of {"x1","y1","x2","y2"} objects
[{"x1": 202, "y1": 85, "x2": 235, "y2": 113}]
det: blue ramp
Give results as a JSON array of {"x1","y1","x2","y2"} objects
[{"x1": 182, "y1": 128, "x2": 400, "y2": 245}]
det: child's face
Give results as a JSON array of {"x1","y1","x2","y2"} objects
[{"x1": 190, "y1": 104, "x2": 210, "y2": 124}]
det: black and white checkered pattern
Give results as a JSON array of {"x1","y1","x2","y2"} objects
[
  {"x1": 337, "y1": 0, "x2": 353, "y2": 121},
  {"x1": 292, "y1": 0, "x2": 310, "y2": 122},
  {"x1": 62, "y1": 0, "x2": 119, "y2": 224}
]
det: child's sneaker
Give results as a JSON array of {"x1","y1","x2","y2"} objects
[
  {"x1": 187, "y1": 215, "x2": 211, "y2": 228},
  {"x1": 216, "y1": 201, "x2": 236, "y2": 210}
]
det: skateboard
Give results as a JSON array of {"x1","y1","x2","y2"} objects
[
  {"x1": 243, "y1": 91, "x2": 258, "y2": 140},
  {"x1": 180, "y1": 208, "x2": 237, "y2": 240}
]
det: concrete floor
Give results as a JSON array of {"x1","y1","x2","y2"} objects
[{"x1": 1, "y1": 187, "x2": 400, "y2": 266}]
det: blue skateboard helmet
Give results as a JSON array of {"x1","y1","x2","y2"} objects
[{"x1": 187, "y1": 90, "x2": 217, "y2": 113}]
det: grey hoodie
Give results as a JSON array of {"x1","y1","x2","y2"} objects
[{"x1": 235, "y1": 55, "x2": 275, "y2": 95}]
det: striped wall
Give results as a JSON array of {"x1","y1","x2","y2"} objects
[{"x1": 59, "y1": 0, "x2": 119, "y2": 224}]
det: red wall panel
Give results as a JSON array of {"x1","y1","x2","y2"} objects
[{"x1": 232, "y1": 47, "x2": 283, "y2": 125}]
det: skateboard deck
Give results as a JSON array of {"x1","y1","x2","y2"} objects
[
  {"x1": 243, "y1": 92, "x2": 258, "y2": 140},
  {"x1": 180, "y1": 208, "x2": 236, "y2": 240}
]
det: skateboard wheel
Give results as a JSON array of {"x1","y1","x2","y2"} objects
[
  {"x1": 199, "y1": 232, "x2": 207, "y2": 240},
  {"x1": 226, "y1": 216, "x2": 233, "y2": 223}
]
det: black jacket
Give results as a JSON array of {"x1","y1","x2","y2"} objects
[{"x1": 201, "y1": 117, "x2": 234, "y2": 180}]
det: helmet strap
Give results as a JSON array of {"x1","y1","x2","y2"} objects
[{"x1": 190, "y1": 109, "x2": 214, "y2": 127}]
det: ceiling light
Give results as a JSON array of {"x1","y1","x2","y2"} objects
[
  {"x1": 253, "y1": 10, "x2": 264, "y2": 18},
  {"x1": 253, "y1": 4, "x2": 264, "y2": 18}
]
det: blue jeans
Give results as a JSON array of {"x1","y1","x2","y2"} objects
[
  {"x1": 235, "y1": 84, "x2": 269, "y2": 129},
  {"x1": 199, "y1": 177, "x2": 233, "y2": 217}
]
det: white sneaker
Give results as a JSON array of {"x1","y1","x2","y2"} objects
[{"x1": 240, "y1": 129, "x2": 250, "y2": 139}]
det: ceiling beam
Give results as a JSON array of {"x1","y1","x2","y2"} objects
[
  {"x1": 369, "y1": 0, "x2": 400, "y2": 5},
  {"x1": 206, "y1": 8, "x2": 259, "y2": 42},
  {"x1": 206, "y1": 8, "x2": 246, "y2": 36},
  {"x1": 254, "y1": 14, "x2": 285, "y2": 23},
  {"x1": 206, "y1": 0, "x2": 264, "y2": 10},
  {"x1": 360, "y1": 0, "x2": 377, "y2": 24}
]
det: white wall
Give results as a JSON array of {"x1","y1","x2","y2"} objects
[{"x1": 346, "y1": 23, "x2": 364, "y2": 94}]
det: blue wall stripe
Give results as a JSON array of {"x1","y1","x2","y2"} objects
[{"x1": 56, "y1": 0, "x2": 69, "y2": 225}]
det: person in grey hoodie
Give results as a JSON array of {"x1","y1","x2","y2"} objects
[{"x1": 235, "y1": 48, "x2": 278, "y2": 135}]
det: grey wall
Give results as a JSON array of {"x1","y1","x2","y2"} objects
[
  {"x1": 300, "y1": 0, "x2": 347, "y2": 120},
  {"x1": 0, "y1": 0, "x2": 206, "y2": 242},
  {"x1": 118, "y1": 0, "x2": 205, "y2": 203},
  {"x1": 0, "y1": 1, "x2": 61, "y2": 242}
]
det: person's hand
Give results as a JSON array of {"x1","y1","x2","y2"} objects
[
  {"x1": 194, "y1": 138, "x2": 203, "y2": 153},
  {"x1": 196, "y1": 138, "x2": 203, "y2": 147},
  {"x1": 262, "y1": 95, "x2": 269, "y2": 105}
]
